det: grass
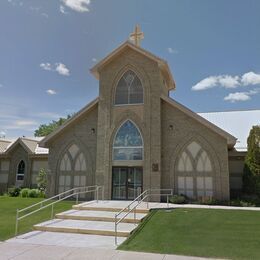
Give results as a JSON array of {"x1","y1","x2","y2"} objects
[
  {"x1": 119, "y1": 208, "x2": 260, "y2": 259},
  {"x1": 0, "y1": 196, "x2": 74, "y2": 241}
]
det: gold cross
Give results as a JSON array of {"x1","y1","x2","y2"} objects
[{"x1": 129, "y1": 25, "x2": 144, "y2": 47}]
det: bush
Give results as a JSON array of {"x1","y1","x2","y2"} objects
[
  {"x1": 8, "y1": 187, "x2": 21, "y2": 197},
  {"x1": 20, "y1": 188, "x2": 30, "y2": 198},
  {"x1": 28, "y1": 189, "x2": 39, "y2": 198},
  {"x1": 230, "y1": 199, "x2": 256, "y2": 207},
  {"x1": 169, "y1": 194, "x2": 187, "y2": 204},
  {"x1": 37, "y1": 168, "x2": 47, "y2": 192},
  {"x1": 38, "y1": 191, "x2": 46, "y2": 198}
]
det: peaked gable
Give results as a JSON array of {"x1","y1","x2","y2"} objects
[{"x1": 90, "y1": 41, "x2": 176, "y2": 91}]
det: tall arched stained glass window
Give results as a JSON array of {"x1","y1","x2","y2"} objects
[
  {"x1": 113, "y1": 120, "x2": 143, "y2": 160},
  {"x1": 115, "y1": 70, "x2": 143, "y2": 105}
]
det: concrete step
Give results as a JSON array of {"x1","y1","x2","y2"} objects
[
  {"x1": 56, "y1": 209, "x2": 147, "y2": 224},
  {"x1": 33, "y1": 219, "x2": 137, "y2": 237},
  {"x1": 73, "y1": 201, "x2": 150, "y2": 214}
]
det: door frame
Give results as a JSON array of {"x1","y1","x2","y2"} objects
[{"x1": 111, "y1": 166, "x2": 143, "y2": 200}]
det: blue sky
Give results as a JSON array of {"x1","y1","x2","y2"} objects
[{"x1": 0, "y1": 0, "x2": 259, "y2": 138}]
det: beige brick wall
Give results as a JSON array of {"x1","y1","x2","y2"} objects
[
  {"x1": 47, "y1": 105, "x2": 98, "y2": 196},
  {"x1": 161, "y1": 100, "x2": 230, "y2": 200},
  {"x1": 95, "y1": 48, "x2": 169, "y2": 200}
]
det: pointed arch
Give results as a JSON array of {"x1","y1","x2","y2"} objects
[
  {"x1": 75, "y1": 152, "x2": 87, "y2": 171},
  {"x1": 114, "y1": 70, "x2": 143, "y2": 105},
  {"x1": 174, "y1": 140, "x2": 214, "y2": 199},
  {"x1": 113, "y1": 120, "x2": 143, "y2": 160},
  {"x1": 16, "y1": 160, "x2": 25, "y2": 181},
  {"x1": 60, "y1": 152, "x2": 72, "y2": 171}
]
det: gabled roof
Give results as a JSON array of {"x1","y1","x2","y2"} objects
[
  {"x1": 40, "y1": 98, "x2": 99, "y2": 147},
  {"x1": 0, "y1": 139, "x2": 13, "y2": 153},
  {"x1": 4, "y1": 137, "x2": 49, "y2": 155},
  {"x1": 90, "y1": 41, "x2": 176, "y2": 91},
  {"x1": 199, "y1": 109, "x2": 260, "y2": 152},
  {"x1": 161, "y1": 95, "x2": 237, "y2": 148}
]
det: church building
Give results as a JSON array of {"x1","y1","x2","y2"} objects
[
  {"x1": 1, "y1": 26, "x2": 257, "y2": 201},
  {"x1": 39, "y1": 26, "x2": 240, "y2": 201}
]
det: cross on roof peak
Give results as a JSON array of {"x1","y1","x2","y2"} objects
[{"x1": 129, "y1": 24, "x2": 144, "y2": 47}]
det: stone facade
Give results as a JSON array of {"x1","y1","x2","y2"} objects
[
  {"x1": 39, "y1": 41, "x2": 240, "y2": 201},
  {"x1": 1, "y1": 40, "x2": 246, "y2": 201}
]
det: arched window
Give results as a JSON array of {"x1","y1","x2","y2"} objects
[
  {"x1": 58, "y1": 144, "x2": 88, "y2": 194},
  {"x1": 60, "y1": 153, "x2": 72, "y2": 171},
  {"x1": 115, "y1": 70, "x2": 143, "y2": 105},
  {"x1": 75, "y1": 153, "x2": 87, "y2": 171},
  {"x1": 113, "y1": 120, "x2": 143, "y2": 160},
  {"x1": 17, "y1": 160, "x2": 25, "y2": 181},
  {"x1": 176, "y1": 141, "x2": 213, "y2": 198}
]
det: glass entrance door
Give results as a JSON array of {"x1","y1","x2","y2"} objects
[{"x1": 112, "y1": 167, "x2": 142, "y2": 200}]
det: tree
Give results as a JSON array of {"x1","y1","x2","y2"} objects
[
  {"x1": 36, "y1": 168, "x2": 47, "y2": 192},
  {"x1": 243, "y1": 125, "x2": 260, "y2": 195},
  {"x1": 34, "y1": 115, "x2": 72, "y2": 137}
]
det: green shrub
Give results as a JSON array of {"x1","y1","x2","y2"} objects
[
  {"x1": 8, "y1": 187, "x2": 21, "y2": 197},
  {"x1": 37, "y1": 168, "x2": 47, "y2": 192},
  {"x1": 28, "y1": 189, "x2": 39, "y2": 198},
  {"x1": 169, "y1": 195, "x2": 187, "y2": 204},
  {"x1": 20, "y1": 188, "x2": 30, "y2": 198},
  {"x1": 38, "y1": 191, "x2": 46, "y2": 198},
  {"x1": 230, "y1": 199, "x2": 256, "y2": 207}
]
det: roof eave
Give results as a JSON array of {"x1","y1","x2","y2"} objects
[{"x1": 161, "y1": 95, "x2": 237, "y2": 147}]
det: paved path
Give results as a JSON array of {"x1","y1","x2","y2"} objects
[
  {"x1": 77, "y1": 200, "x2": 260, "y2": 212},
  {"x1": 0, "y1": 242, "x2": 213, "y2": 260}
]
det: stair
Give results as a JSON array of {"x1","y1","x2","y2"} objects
[
  {"x1": 33, "y1": 200, "x2": 148, "y2": 238},
  {"x1": 56, "y1": 209, "x2": 146, "y2": 223}
]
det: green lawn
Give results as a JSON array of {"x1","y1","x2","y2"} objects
[
  {"x1": 0, "y1": 196, "x2": 73, "y2": 241},
  {"x1": 119, "y1": 208, "x2": 260, "y2": 259}
]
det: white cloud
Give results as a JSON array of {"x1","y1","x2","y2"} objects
[
  {"x1": 61, "y1": 0, "x2": 91, "y2": 12},
  {"x1": 55, "y1": 63, "x2": 70, "y2": 76},
  {"x1": 0, "y1": 131, "x2": 6, "y2": 137},
  {"x1": 92, "y1": 58, "x2": 97, "y2": 62},
  {"x1": 241, "y1": 72, "x2": 260, "y2": 86},
  {"x1": 40, "y1": 63, "x2": 52, "y2": 71},
  {"x1": 192, "y1": 76, "x2": 219, "y2": 91},
  {"x1": 15, "y1": 120, "x2": 38, "y2": 126},
  {"x1": 46, "y1": 89, "x2": 57, "y2": 95},
  {"x1": 40, "y1": 62, "x2": 70, "y2": 76},
  {"x1": 224, "y1": 88, "x2": 260, "y2": 103},
  {"x1": 167, "y1": 47, "x2": 178, "y2": 54},
  {"x1": 8, "y1": 0, "x2": 23, "y2": 7},
  {"x1": 60, "y1": 5, "x2": 67, "y2": 14},
  {"x1": 4, "y1": 120, "x2": 39, "y2": 130},
  {"x1": 224, "y1": 92, "x2": 251, "y2": 102},
  {"x1": 41, "y1": 13, "x2": 49, "y2": 18},
  {"x1": 192, "y1": 71, "x2": 260, "y2": 91},
  {"x1": 0, "y1": 84, "x2": 3, "y2": 88},
  {"x1": 217, "y1": 75, "x2": 240, "y2": 88}
]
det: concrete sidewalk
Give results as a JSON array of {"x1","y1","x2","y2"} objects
[{"x1": 0, "y1": 242, "x2": 212, "y2": 260}]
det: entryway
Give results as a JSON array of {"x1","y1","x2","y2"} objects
[{"x1": 112, "y1": 167, "x2": 142, "y2": 200}]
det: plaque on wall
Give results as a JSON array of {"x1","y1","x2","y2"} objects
[{"x1": 152, "y1": 163, "x2": 159, "y2": 172}]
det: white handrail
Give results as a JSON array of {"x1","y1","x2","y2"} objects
[
  {"x1": 15, "y1": 185, "x2": 104, "y2": 236},
  {"x1": 114, "y1": 188, "x2": 173, "y2": 245}
]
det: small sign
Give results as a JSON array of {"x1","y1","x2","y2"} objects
[{"x1": 152, "y1": 163, "x2": 159, "y2": 172}]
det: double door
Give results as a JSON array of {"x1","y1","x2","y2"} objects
[{"x1": 112, "y1": 167, "x2": 142, "y2": 200}]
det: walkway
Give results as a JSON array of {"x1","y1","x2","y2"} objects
[{"x1": 0, "y1": 242, "x2": 212, "y2": 260}]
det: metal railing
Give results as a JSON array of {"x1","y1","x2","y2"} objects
[
  {"x1": 114, "y1": 188, "x2": 173, "y2": 244},
  {"x1": 15, "y1": 185, "x2": 104, "y2": 236}
]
